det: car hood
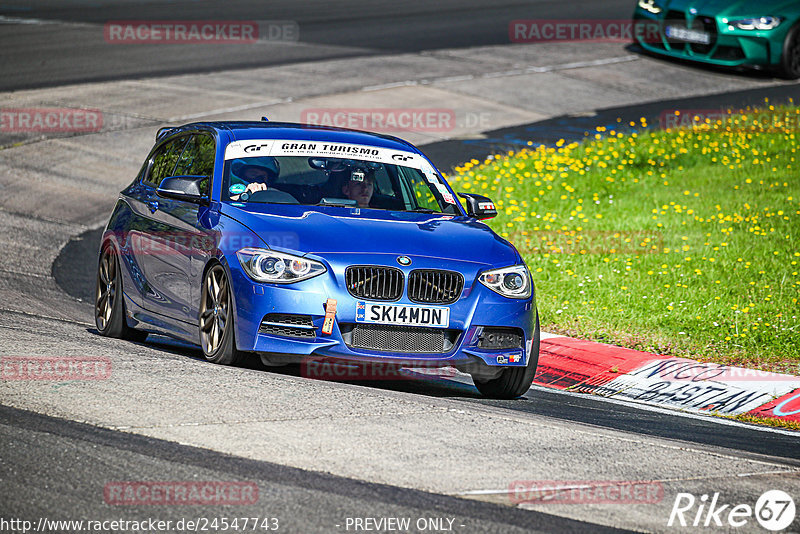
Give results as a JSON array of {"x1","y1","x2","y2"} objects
[
  {"x1": 661, "y1": 0, "x2": 799, "y2": 17},
  {"x1": 221, "y1": 203, "x2": 519, "y2": 266}
]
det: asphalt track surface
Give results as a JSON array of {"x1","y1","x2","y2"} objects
[
  {"x1": 3, "y1": 1, "x2": 800, "y2": 532},
  {"x1": 0, "y1": 0, "x2": 633, "y2": 91},
  {"x1": 2, "y1": 405, "x2": 628, "y2": 534}
]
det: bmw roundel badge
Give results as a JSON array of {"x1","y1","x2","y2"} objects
[{"x1": 397, "y1": 256, "x2": 412, "y2": 266}]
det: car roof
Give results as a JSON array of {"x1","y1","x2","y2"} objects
[{"x1": 160, "y1": 121, "x2": 421, "y2": 154}]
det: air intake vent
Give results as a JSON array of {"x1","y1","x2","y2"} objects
[
  {"x1": 689, "y1": 16, "x2": 716, "y2": 55},
  {"x1": 408, "y1": 270, "x2": 464, "y2": 304},
  {"x1": 477, "y1": 327, "x2": 524, "y2": 350},
  {"x1": 345, "y1": 266, "x2": 404, "y2": 301},
  {"x1": 341, "y1": 324, "x2": 460, "y2": 354},
  {"x1": 664, "y1": 10, "x2": 687, "y2": 50},
  {"x1": 259, "y1": 313, "x2": 316, "y2": 338}
]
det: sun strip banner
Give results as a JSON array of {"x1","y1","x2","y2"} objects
[{"x1": 223, "y1": 139, "x2": 427, "y2": 170}]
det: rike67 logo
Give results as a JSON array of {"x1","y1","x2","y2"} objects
[{"x1": 668, "y1": 490, "x2": 796, "y2": 531}]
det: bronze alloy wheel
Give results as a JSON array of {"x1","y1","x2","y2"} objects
[
  {"x1": 199, "y1": 264, "x2": 244, "y2": 365},
  {"x1": 95, "y1": 244, "x2": 147, "y2": 341},
  {"x1": 95, "y1": 247, "x2": 117, "y2": 332}
]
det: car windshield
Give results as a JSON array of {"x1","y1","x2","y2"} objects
[{"x1": 222, "y1": 155, "x2": 459, "y2": 214}]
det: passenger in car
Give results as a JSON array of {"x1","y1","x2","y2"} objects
[{"x1": 341, "y1": 168, "x2": 375, "y2": 208}]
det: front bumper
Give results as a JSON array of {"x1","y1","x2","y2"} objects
[
  {"x1": 227, "y1": 253, "x2": 538, "y2": 370},
  {"x1": 633, "y1": 10, "x2": 785, "y2": 68}
]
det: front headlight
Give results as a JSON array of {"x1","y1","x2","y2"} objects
[
  {"x1": 729, "y1": 16, "x2": 782, "y2": 30},
  {"x1": 478, "y1": 264, "x2": 532, "y2": 299},
  {"x1": 236, "y1": 248, "x2": 326, "y2": 284},
  {"x1": 638, "y1": 0, "x2": 661, "y2": 14}
]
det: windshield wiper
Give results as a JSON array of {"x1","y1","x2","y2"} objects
[{"x1": 409, "y1": 208, "x2": 438, "y2": 213}]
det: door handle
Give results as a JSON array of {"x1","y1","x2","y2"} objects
[{"x1": 147, "y1": 200, "x2": 159, "y2": 213}]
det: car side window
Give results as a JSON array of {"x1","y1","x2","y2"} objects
[
  {"x1": 175, "y1": 135, "x2": 215, "y2": 177},
  {"x1": 402, "y1": 167, "x2": 440, "y2": 211},
  {"x1": 174, "y1": 134, "x2": 215, "y2": 195},
  {"x1": 372, "y1": 165, "x2": 395, "y2": 197},
  {"x1": 145, "y1": 136, "x2": 189, "y2": 187}
]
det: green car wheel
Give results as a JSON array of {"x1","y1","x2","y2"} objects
[{"x1": 780, "y1": 22, "x2": 800, "y2": 79}]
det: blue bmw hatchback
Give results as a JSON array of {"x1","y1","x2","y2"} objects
[{"x1": 96, "y1": 121, "x2": 539, "y2": 398}]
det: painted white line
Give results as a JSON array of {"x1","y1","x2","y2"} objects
[
  {"x1": 527, "y1": 384, "x2": 800, "y2": 436},
  {"x1": 362, "y1": 80, "x2": 421, "y2": 92},
  {"x1": 483, "y1": 69, "x2": 524, "y2": 78},
  {"x1": 540, "y1": 332, "x2": 564, "y2": 340},
  {"x1": 362, "y1": 55, "x2": 640, "y2": 93},
  {"x1": 434, "y1": 75, "x2": 475, "y2": 84},
  {"x1": 0, "y1": 307, "x2": 93, "y2": 328},
  {"x1": 0, "y1": 267, "x2": 51, "y2": 280},
  {"x1": 458, "y1": 469, "x2": 798, "y2": 496},
  {"x1": 169, "y1": 98, "x2": 291, "y2": 122},
  {"x1": 126, "y1": 79, "x2": 281, "y2": 100},
  {"x1": 0, "y1": 15, "x2": 61, "y2": 25},
  {"x1": 524, "y1": 55, "x2": 640, "y2": 73},
  {"x1": 0, "y1": 15, "x2": 93, "y2": 28},
  {"x1": 0, "y1": 207, "x2": 90, "y2": 229}
]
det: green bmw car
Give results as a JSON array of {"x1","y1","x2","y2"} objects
[{"x1": 633, "y1": 0, "x2": 800, "y2": 78}]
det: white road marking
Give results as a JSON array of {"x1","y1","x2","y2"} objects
[
  {"x1": 0, "y1": 307, "x2": 92, "y2": 327},
  {"x1": 0, "y1": 15, "x2": 92, "y2": 27},
  {"x1": 362, "y1": 55, "x2": 640, "y2": 92},
  {"x1": 0, "y1": 15, "x2": 60, "y2": 25},
  {"x1": 169, "y1": 98, "x2": 292, "y2": 122},
  {"x1": 362, "y1": 80, "x2": 422, "y2": 92},
  {"x1": 540, "y1": 332, "x2": 564, "y2": 340},
  {"x1": 433, "y1": 75, "x2": 475, "y2": 84},
  {"x1": 524, "y1": 55, "x2": 640, "y2": 73},
  {"x1": 458, "y1": 469, "x2": 798, "y2": 497}
]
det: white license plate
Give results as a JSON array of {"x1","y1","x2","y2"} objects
[
  {"x1": 356, "y1": 302, "x2": 450, "y2": 328},
  {"x1": 665, "y1": 25, "x2": 710, "y2": 45}
]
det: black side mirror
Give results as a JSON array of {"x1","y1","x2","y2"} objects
[
  {"x1": 156, "y1": 176, "x2": 208, "y2": 204},
  {"x1": 458, "y1": 192, "x2": 497, "y2": 220}
]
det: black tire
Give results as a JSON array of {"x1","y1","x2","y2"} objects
[
  {"x1": 779, "y1": 23, "x2": 800, "y2": 79},
  {"x1": 199, "y1": 263, "x2": 245, "y2": 365},
  {"x1": 95, "y1": 244, "x2": 148, "y2": 342},
  {"x1": 472, "y1": 313, "x2": 540, "y2": 399}
]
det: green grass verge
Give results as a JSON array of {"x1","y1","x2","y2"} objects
[
  {"x1": 730, "y1": 413, "x2": 800, "y2": 431},
  {"x1": 448, "y1": 106, "x2": 799, "y2": 373}
]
